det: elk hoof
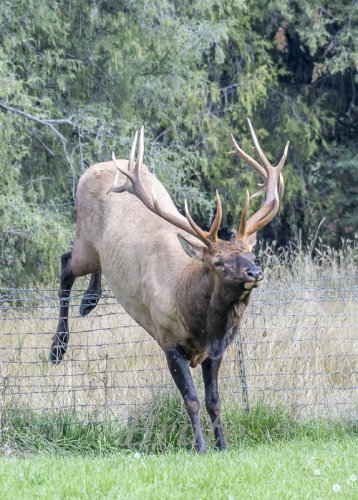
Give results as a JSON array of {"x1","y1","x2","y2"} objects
[
  {"x1": 49, "y1": 335, "x2": 68, "y2": 364},
  {"x1": 79, "y1": 292, "x2": 101, "y2": 317}
]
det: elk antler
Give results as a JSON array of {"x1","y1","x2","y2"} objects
[
  {"x1": 231, "y1": 118, "x2": 289, "y2": 241},
  {"x1": 107, "y1": 127, "x2": 222, "y2": 249}
]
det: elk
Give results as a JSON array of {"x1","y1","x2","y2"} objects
[{"x1": 50, "y1": 119, "x2": 288, "y2": 453}]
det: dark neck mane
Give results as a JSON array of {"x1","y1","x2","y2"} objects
[{"x1": 176, "y1": 262, "x2": 253, "y2": 345}]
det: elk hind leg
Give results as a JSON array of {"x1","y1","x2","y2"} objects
[
  {"x1": 80, "y1": 271, "x2": 102, "y2": 317},
  {"x1": 50, "y1": 252, "x2": 76, "y2": 364},
  {"x1": 202, "y1": 356, "x2": 226, "y2": 450}
]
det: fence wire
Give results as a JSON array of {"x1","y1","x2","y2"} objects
[{"x1": 0, "y1": 277, "x2": 357, "y2": 421}]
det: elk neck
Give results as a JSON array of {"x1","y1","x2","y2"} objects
[{"x1": 176, "y1": 260, "x2": 253, "y2": 347}]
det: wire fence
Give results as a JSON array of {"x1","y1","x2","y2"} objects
[{"x1": 0, "y1": 277, "x2": 357, "y2": 421}]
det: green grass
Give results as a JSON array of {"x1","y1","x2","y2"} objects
[
  {"x1": 0, "y1": 437, "x2": 357, "y2": 499},
  {"x1": 1, "y1": 387, "x2": 357, "y2": 499},
  {"x1": 1, "y1": 397, "x2": 357, "y2": 455}
]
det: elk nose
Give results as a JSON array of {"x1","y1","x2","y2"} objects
[{"x1": 244, "y1": 266, "x2": 263, "y2": 281}]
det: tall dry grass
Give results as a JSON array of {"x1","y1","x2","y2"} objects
[{"x1": 0, "y1": 241, "x2": 357, "y2": 421}]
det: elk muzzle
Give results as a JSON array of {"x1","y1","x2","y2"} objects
[{"x1": 242, "y1": 262, "x2": 263, "y2": 289}]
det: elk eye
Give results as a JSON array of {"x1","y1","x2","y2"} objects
[{"x1": 214, "y1": 261, "x2": 223, "y2": 268}]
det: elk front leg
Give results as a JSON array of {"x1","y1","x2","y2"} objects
[
  {"x1": 165, "y1": 347, "x2": 207, "y2": 453},
  {"x1": 50, "y1": 252, "x2": 76, "y2": 364},
  {"x1": 79, "y1": 271, "x2": 102, "y2": 317},
  {"x1": 202, "y1": 356, "x2": 226, "y2": 450}
]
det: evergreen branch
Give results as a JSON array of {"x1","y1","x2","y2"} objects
[
  {"x1": 0, "y1": 100, "x2": 75, "y2": 129},
  {"x1": 0, "y1": 99, "x2": 78, "y2": 179},
  {"x1": 0, "y1": 100, "x2": 77, "y2": 151}
]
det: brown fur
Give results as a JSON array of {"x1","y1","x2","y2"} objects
[{"x1": 66, "y1": 160, "x2": 261, "y2": 367}]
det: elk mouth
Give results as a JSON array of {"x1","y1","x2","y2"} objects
[
  {"x1": 243, "y1": 277, "x2": 263, "y2": 289},
  {"x1": 231, "y1": 275, "x2": 263, "y2": 288}
]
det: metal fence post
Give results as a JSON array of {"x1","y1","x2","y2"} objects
[{"x1": 236, "y1": 327, "x2": 250, "y2": 412}]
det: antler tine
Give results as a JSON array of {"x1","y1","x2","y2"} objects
[
  {"x1": 251, "y1": 141, "x2": 288, "y2": 202},
  {"x1": 112, "y1": 151, "x2": 129, "y2": 179},
  {"x1": 136, "y1": 126, "x2": 144, "y2": 169},
  {"x1": 107, "y1": 129, "x2": 141, "y2": 194},
  {"x1": 108, "y1": 128, "x2": 147, "y2": 199},
  {"x1": 237, "y1": 190, "x2": 250, "y2": 238},
  {"x1": 184, "y1": 190, "x2": 224, "y2": 246},
  {"x1": 243, "y1": 198, "x2": 278, "y2": 237},
  {"x1": 251, "y1": 173, "x2": 284, "y2": 200},
  {"x1": 184, "y1": 201, "x2": 213, "y2": 247},
  {"x1": 250, "y1": 183, "x2": 265, "y2": 200},
  {"x1": 230, "y1": 134, "x2": 267, "y2": 179},
  {"x1": 207, "y1": 190, "x2": 223, "y2": 242},
  {"x1": 278, "y1": 174, "x2": 284, "y2": 199},
  {"x1": 247, "y1": 118, "x2": 272, "y2": 174},
  {"x1": 107, "y1": 151, "x2": 133, "y2": 194},
  {"x1": 277, "y1": 141, "x2": 289, "y2": 173},
  {"x1": 242, "y1": 167, "x2": 281, "y2": 238},
  {"x1": 128, "y1": 130, "x2": 138, "y2": 170},
  {"x1": 112, "y1": 152, "x2": 121, "y2": 190},
  {"x1": 248, "y1": 141, "x2": 287, "y2": 200}
]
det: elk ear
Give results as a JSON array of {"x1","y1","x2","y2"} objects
[{"x1": 177, "y1": 233, "x2": 207, "y2": 262}]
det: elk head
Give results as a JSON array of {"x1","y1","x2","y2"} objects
[{"x1": 108, "y1": 120, "x2": 289, "y2": 290}]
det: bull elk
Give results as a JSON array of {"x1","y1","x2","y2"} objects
[{"x1": 51, "y1": 119, "x2": 288, "y2": 453}]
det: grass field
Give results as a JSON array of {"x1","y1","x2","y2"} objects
[{"x1": 0, "y1": 437, "x2": 357, "y2": 499}]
